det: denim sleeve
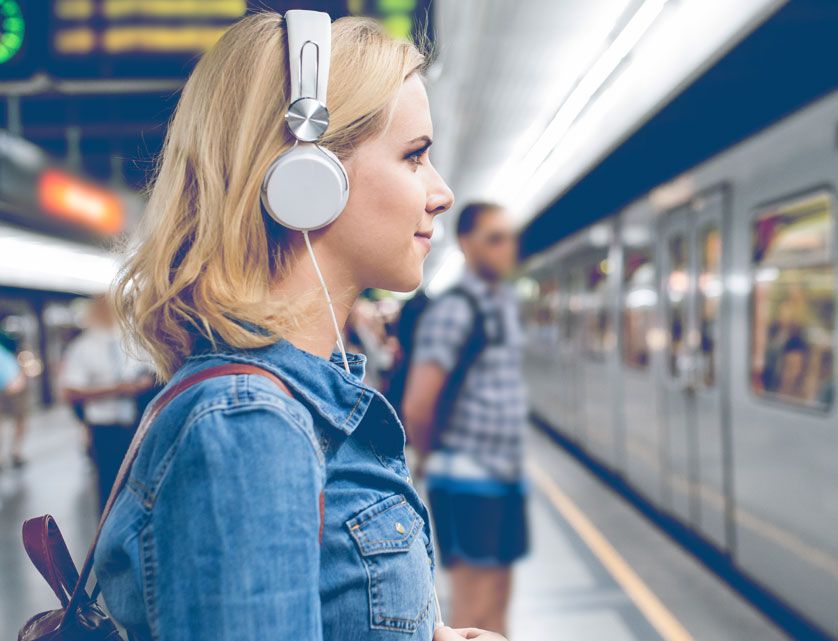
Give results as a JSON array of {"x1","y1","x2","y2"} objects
[
  {"x1": 411, "y1": 295, "x2": 473, "y2": 372},
  {"x1": 146, "y1": 399, "x2": 324, "y2": 641}
]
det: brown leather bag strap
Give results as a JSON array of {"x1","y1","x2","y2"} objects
[
  {"x1": 21, "y1": 515, "x2": 82, "y2": 608},
  {"x1": 61, "y1": 363, "x2": 293, "y2": 624}
]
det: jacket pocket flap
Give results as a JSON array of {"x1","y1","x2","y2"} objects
[{"x1": 346, "y1": 494, "x2": 421, "y2": 556}]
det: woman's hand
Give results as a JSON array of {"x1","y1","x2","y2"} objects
[{"x1": 433, "y1": 625, "x2": 508, "y2": 640}]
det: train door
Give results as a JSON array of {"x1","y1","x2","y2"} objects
[
  {"x1": 658, "y1": 191, "x2": 730, "y2": 548},
  {"x1": 692, "y1": 193, "x2": 729, "y2": 549},
  {"x1": 563, "y1": 263, "x2": 586, "y2": 445},
  {"x1": 555, "y1": 267, "x2": 577, "y2": 442},
  {"x1": 580, "y1": 252, "x2": 613, "y2": 463},
  {"x1": 659, "y1": 207, "x2": 694, "y2": 524}
]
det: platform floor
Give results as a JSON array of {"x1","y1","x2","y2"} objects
[
  {"x1": 497, "y1": 428, "x2": 791, "y2": 641},
  {"x1": 1, "y1": 409, "x2": 790, "y2": 640}
]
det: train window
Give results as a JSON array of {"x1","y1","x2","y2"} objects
[
  {"x1": 666, "y1": 234, "x2": 689, "y2": 378},
  {"x1": 537, "y1": 275, "x2": 561, "y2": 347},
  {"x1": 583, "y1": 258, "x2": 609, "y2": 359},
  {"x1": 698, "y1": 226, "x2": 721, "y2": 387},
  {"x1": 622, "y1": 248, "x2": 655, "y2": 369},
  {"x1": 750, "y1": 191, "x2": 835, "y2": 410},
  {"x1": 565, "y1": 268, "x2": 583, "y2": 343},
  {"x1": 518, "y1": 275, "x2": 540, "y2": 343}
]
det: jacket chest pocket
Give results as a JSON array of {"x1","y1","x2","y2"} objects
[{"x1": 346, "y1": 494, "x2": 434, "y2": 634}]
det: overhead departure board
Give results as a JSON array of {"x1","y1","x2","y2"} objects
[{"x1": 40, "y1": 0, "x2": 430, "y2": 79}]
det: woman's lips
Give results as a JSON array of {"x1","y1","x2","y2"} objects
[{"x1": 413, "y1": 234, "x2": 431, "y2": 251}]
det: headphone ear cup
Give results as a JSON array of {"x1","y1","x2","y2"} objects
[{"x1": 261, "y1": 144, "x2": 349, "y2": 231}]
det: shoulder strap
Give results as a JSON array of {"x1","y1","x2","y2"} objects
[
  {"x1": 430, "y1": 287, "x2": 490, "y2": 436},
  {"x1": 446, "y1": 285, "x2": 488, "y2": 356},
  {"x1": 59, "y1": 363, "x2": 293, "y2": 625},
  {"x1": 21, "y1": 515, "x2": 81, "y2": 608}
]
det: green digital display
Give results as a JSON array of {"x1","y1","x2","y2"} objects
[{"x1": 0, "y1": 0, "x2": 24, "y2": 64}]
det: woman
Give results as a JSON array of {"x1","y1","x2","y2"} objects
[{"x1": 94, "y1": 10, "x2": 506, "y2": 641}]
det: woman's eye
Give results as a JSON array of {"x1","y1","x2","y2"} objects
[{"x1": 406, "y1": 148, "x2": 425, "y2": 166}]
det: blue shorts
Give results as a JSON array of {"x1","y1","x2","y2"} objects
[{"x1": 426, "y1": 468, "x2": 529, "y2": 568}]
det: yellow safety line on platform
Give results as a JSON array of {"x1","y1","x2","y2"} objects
[{"x1": 527, "y1": 460, "x2": 696, "y2": 641}]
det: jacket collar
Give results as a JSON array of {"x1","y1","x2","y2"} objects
[{"x1": 189, "y1": 331, "x2": 378, "y2": 436}]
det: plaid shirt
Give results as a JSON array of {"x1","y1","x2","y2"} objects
[{"x1": 412, "y1": 268, "x2": 528, "y2": 480}]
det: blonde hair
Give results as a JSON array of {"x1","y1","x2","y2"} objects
[{"x1": 112, "y1": 12, "x2": 427, "y2": 380}]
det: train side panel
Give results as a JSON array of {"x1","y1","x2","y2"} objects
[{"x1": 522, "y1": 90, "x2": 838, "y2": 635}]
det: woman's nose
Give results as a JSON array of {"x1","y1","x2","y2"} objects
[{"x1": 427, "y1": 173, "x2": 455, "y2": 216}]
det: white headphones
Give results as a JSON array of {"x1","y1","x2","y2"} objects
[
  {"x1": 261, "y1": 10, "x2": 353, "y2": 374},
  {"x1": 261, "y1": 9, "x2": 349, "y2": 231}
]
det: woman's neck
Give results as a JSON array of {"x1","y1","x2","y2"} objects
[{"x1": 272, "y1": 236, "x2": 361, "y2": 361}]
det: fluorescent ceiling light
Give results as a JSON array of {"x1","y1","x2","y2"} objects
[
  {"x1": 0, "y1": 224, "x2": 118, "y2": 294},
  {"x1": 490, "y1": 0, "x2": 782, "y2": 226},
  {"x1": 493, "y1": 0, "x2": 668, "y2": 207},
  {"x1": 496, "y1": 0, "x2": 666, "y2": 200}
]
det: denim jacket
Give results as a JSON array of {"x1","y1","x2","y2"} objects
[{"x1": 94, "y1": 336, "x2": 438, "y2": 641}]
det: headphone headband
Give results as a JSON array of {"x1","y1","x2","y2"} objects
[
  {"x1": 284, "y1": 10, "x2": 332, "y2": 142},
  {"x1": 285, "y1": 10, "x2": 332, "y2": 107}
]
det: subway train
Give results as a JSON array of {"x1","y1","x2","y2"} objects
[{"x1": 518, "y1": 89, "x2": 838, "y2": 637}]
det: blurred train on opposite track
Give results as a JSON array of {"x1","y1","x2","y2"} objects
[{"x1": 520, "y1": 83, "x2": 838, "y2": 641}]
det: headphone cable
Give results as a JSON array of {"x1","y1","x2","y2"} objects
[{"x1": 302, "y1": 230, "x2": 351, "y2": 374}]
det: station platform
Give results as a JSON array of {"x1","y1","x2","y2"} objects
[
  {"x1": 494, "y1": 428, "x2": 791, "y2": 641},
  {"x1": 1, "y1": 410, "x2": 790, "y2": 640}
]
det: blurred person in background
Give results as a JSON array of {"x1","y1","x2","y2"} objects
[
  {"x1": 0, "y1": 340, "x2": 28, "y2": 469},
  {"x1": 61, "y1": 294, "x2": 154, "y2": 514},
  {"x1": 346, "y1": 298, "x2": 398, "y2": 390},
  {"x1": 403, "y1": 202, "x2": 529, "y2": 636}
]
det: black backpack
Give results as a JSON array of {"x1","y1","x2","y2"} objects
[
  {"x1": 385, "y1": 290, "x2": 431, "y2": 415},
  {"x1": 386, "y1": 286, "x2": 494, "y2": 446}
]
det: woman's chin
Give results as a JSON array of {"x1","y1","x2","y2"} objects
[{"x1": 376, "y1": 262, "x2": 423, "y2": 294}]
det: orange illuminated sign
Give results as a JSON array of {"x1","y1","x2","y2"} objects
[{"x1": 37, "y1": 169, "x2": 125, "y2": 235}]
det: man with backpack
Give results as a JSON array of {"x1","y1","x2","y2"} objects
[{"x1": 400, "y1": 202, "x2": 529, "y2": 637}]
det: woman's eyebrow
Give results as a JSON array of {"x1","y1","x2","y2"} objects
[{"x1": 406, "y1": 135, "x2": 433, "y2": 146}]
